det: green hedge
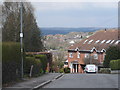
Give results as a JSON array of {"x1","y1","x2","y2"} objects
[
  {"x1": 24, "y1": 56, "x2": 42, "y2": 77},
  {"x1": 2, "y1": 42, "x2": 21, "y2": 84},
  {"x1": 110, "y1": 59, "x2": 120, "y2": 70},
  {"x1": 35, "y1": 55, "x2": 47, "y2": 73},
  {"x1": 24, "y1": 55, "x2": 48, "y2": 77},
  {"x1": 64, "y1": 67, "x2": 70, "y2": 73}
]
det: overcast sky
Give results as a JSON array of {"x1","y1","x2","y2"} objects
[{"x1": 31, "y1": 2, "x2": 118, "y2": 28}]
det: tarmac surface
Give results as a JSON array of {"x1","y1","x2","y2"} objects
[{"x1": 43, "y1": 73, "x2": 119, "y2": 88}]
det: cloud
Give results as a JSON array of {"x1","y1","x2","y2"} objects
[
  {"x1": 32, "y1": 2, "x2": 85, "y2": 11},
  {"x1": 31, "y1": 2, "x2": 118, "y2": 12}
]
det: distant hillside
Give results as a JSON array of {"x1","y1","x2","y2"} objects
[
  {"x1": 40, "y1": 27, "x2": 104, "y2": 35},
  {"x1": 43, "y1": 31, "x2": 93, "y2": 51}
]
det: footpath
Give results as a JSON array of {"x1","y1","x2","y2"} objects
[{"x1": 2, "y1": 73, "x2": 64, "y2": 90}]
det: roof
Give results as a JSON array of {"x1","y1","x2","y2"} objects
[{"x1": 68, "y1": 29, "x2": 119, "y2": 52}]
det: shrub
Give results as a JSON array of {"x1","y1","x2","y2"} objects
[
  {"x1": 2, "y1": 42, "x2": 21, "y2": 84},
  {"x1": 35, "y1": 55, "x2": 47, "y2": 73},
  {"x1": 24, "y1": 56, "x2": 41, "y2": 77},
  {"x1": 24, "y1": 54, "x2": 48, "y2": 77},
  {"x1": 99, "y1": 68, "x2": 111, "y2": 74},
  {"x1": 110, "y1": 59, "x2": 120, "y2": 70},
  {"x1": 64, "y1": 67, "x2": 70, "y2": 73},
  {"x1": 59, "y1": 68, "x2": 64, "y2": 73}
]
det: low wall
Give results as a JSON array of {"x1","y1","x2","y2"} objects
[{"x1": 111, "y1": 70, "x2": 120, "y2": 74}]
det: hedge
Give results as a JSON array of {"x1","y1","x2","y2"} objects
[
  {"x1": 64, "y1": 67, "x2": 70, "y2": 73},
  {"x1": 24, "y1": 55, "x2": 48, "y2": 77},
  {"x1": 2, "y1": 42, "x2": 21, "y2": 84},
  {"x1": 99, "y1": 68, "x2": 111, "y2": 74},
  {"x1": 35, "y1": 55, "x2": 47, "y2": 73},
  {"x1": 110, "y1": 59, "x2": 120, "y2": 70},
  {"x1": 24, "y1": 56, "x2": 42, "y2": 77}
]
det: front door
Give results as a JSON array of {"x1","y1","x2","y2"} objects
[{"x1": 73, "y1": 64, "x2": 78, "y2": 73}]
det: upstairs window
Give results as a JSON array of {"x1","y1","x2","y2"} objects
[
  {"x1": 88, "y1": 40, "x2": 93, "y2": 44},
  {"x1": 77, "y1": 52, "x2": 80, "y2": 58},
  {"x1": 69, "y1": 53, "x2": 73, "y2": 58},
  {"x1": 101, "y1": 40, "x2": 106, "y2": 44},
  {"x1": 115, "y1": 40, "x2": 120, "y2": 45},
  {"x1": 110, "y1": 40, "x2": 115, "y2": 44},
  {"x1": 95, "y1": 40, "x2": 100, "y2": 44},
  {"x1": 93, "y1": 54, "x2": 98, "y2": 59},
  {"x1": 83, "y1": 39, "x2": 88, "y2": 44},
  {"x1": 85, "y1": 53, "x2": 89, "y2": 58},
  {"x1": 106, "y1": 40, "x2": 111, "y2": 44}
]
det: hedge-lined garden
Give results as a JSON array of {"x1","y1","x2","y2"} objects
[
  {"x1": 110, "y1": 59, "x2": 120, "y2": 70},
  {"x1": 2, "y1": 42, "x2": 48, "y2": 84}
]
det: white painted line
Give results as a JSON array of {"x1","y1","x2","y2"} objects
[{"x1": 33, "y1": 80, "x2": 51, "y2": 90}]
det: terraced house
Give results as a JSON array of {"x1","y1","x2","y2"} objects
[{"x1": 66, "y1": 29, "x2": 119, "y2": 73}]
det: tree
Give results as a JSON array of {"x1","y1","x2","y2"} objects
[
  {"x1": 2, "y1": 1, "x2": 44, "y2": 52},
  {"x1": 103, "y1": 46, "x2": 120, "y2": 68}
]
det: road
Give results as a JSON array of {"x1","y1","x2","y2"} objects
[{"x1": 43, "y1": 74, "x2": 119, "y2": 88}]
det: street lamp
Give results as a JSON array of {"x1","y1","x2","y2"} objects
[{"x1": 20, "y1": 2, "x2": 24, "y2": 79}]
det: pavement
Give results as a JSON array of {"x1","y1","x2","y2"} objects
[
  {"x1": 43, "y1": 73, "x2": 119, "y2": 88},
  {"x1": 2, "y1": 73, "x2": 63, "y2": 90}
]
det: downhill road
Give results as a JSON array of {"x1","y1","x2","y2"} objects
[{"x1": 43, "y1": 74, "x2": 119, "y2": 88}]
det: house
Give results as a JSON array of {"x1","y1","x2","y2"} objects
[{"x1": 66, "y1": 29, "x2": 119, "y2": 73}]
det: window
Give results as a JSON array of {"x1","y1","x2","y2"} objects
[
  {"x1": 64, "y1": 62, "x2": 68, "y2": 65},
  {"x1": 85, "y1": 53, "x2": 89, "y2": 58},
  {"x1": 69, "y1": 53, "x2": 73, "y2": 58},
  {"x1": 95, "y1": 40, "x2": 100, "y2": 44},
  {"x1": 77, "y1": 52, "x2": 80, "y2": 58},
  {"x1": 106, "y1": 40, "x2": 111, "y2": 44},
  {"x1": 88, "y1": 40, "x2": 93, "y2": 44},
  {"x1": 101, "y1": 40, "x2": 106, "y2": 44},
  {"x1": 110, "y1": 40, "x2": 115, "y2": 44},
  {"x1": 115, "y1": 40, "x2": 120, "y2": 45},
  {"x1": 83, "y1": 39, "x2": 88, "y2": 44},
  {"x1": 94, "y1": 54, "x2": 98, "y2": 59}
]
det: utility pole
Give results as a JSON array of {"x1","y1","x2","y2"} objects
[{"x1": 20, "y1": 2, "x2": 24, "y2": 79}]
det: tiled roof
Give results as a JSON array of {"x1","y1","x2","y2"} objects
[{"x1": 69, "y1": 29, "x2": 119, "y2": 52}]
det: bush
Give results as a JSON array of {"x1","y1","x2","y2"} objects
[
  {"x1": 103, "y1": 46, "x2": 120, "y2": 68},
  {"x1": 64, "y1": 67, "x2": 70, "y2": 73},
  {"x1": 2, "y1": 42, "x2": 21, "y2": 84},
  {"x1": 110, "y1": 59, "x2": 120, "y2": 70},
  {"x1": 35, "y1": 55, "x2": 47, "y2": 73},
  {"x1": 24, "y1": 54, "x2": 48, "y2": 77},
  {"x1": 24, "y1": 56, "x2": 42, "y2": 77},
  {"x1": 99, "y1": 68, "x2": 111, "y2": 74},
  {"x1": 59, "y1": 68, "x2": 64, "y2": 73}
]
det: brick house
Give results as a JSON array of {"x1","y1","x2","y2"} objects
[{"x1": 66, "y1": 29, "x2": 119, "y2": 73}]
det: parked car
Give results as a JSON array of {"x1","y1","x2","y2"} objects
[{"x1": 84, "y1": 64, "x2": 98, "y2": 73}]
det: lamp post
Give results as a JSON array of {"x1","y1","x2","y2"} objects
[{"x1": 20, "y1": 2, "x2": 24, "y2": 79}]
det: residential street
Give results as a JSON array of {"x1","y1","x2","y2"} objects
[
  {"x1": 2, "y1": 73, "x2": 61, "y2": 90},
  {"x1": 43, "y1": 74, "x2": 119, "y2": 88}
]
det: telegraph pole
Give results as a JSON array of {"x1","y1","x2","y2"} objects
[{"x1": 20, "y1": 2, "x2": 24, "y2": 79}]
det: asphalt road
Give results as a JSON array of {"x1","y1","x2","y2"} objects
[{"x1": 43, "y1": 74, "x2": 119, "y2": 88}]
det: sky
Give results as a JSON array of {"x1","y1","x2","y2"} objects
[{"x1": 31, "y1": 1, "x2": 118, "y2": 28}]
